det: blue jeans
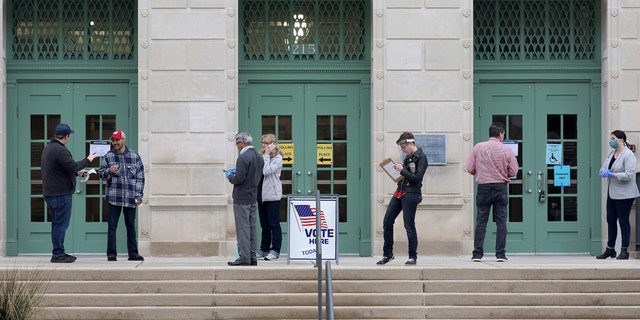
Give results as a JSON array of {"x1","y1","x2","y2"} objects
[
  {"x1": 45, "y1": 195, "x2": 73, "y2": 257},
  {"x1": 258, "y1": 200, "x2": 282, "y2": 253},
  {"x1": 107, "y1": 204, "x2": 139, "y2": 257},
  {"x1": 382, "y1": 192, "x2": 422, "y2": 260},
  {"x1": 606, "y1": 196, "x2": 634, "y2": 249},
  {"x1": 473, "y1": 183, "x2": 508, "y2": 258}
]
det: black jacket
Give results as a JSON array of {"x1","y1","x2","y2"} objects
[
  {"x1": 396, "y1": 148, "x2": 428, "y2": 194},
  {"x1": 41, "y1": 138, "x2": 91, "y2": 197}
]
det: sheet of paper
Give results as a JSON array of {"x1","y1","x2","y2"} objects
[
  {"x1": 90, "y1": 141, "x2": 111, "y2": 156},
  {"x1": 81, "y1": 168, "x2": 96, "y2": 182},
  {"x1": 379, "y1": 158, "x2": 403, "y2": 182},
  {"x1": 383, "y1": 161, "x2": 401, "y2": 181}
]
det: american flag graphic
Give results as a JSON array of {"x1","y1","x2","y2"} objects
[{"x1": 294, "y1": 205, "x2": 329, "y2": 229}]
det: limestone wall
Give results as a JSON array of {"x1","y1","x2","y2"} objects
[
  {"x1": 139, "y1": 0, "x2": 237, "y2": 256},
  {"x1": 370, "y1": 0, "x2": 474, "y2": 256}
]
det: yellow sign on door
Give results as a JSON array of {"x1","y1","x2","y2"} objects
[
  {"x1": 317, "y1": 144, "x2": 333, "y2": 165},
  {"x1": 280, "y1": 143, "x2": 294, "y2": 165}
]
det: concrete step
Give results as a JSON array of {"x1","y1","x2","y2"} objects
[
  {"x1": 213, "y1": 306, "x2": 427, "y2": 319},
  {"x1": 425, "y1": 292, "x2": 640, "y2": 306},
  {"x1": 46, "y1": 280, "x2": 213, "y2": 293},
  {"x1": 37, "y1": 307, "x2": 215, "y2": 320},
  {"x1": 214, "y1": 293, "x2": 423, "y2": 306},
  {"x1": 213, "y1": 279, "x2": 422, "y2": 293},
  {"x1": 425, "y1": 279, "x2": 640, "y2": 293},
  {"x1": 426, "y1": 306, "x2": 640, "y2": 319},
  {"x1": 43, "y1": 293, "x2": 215, "y2": 307}
]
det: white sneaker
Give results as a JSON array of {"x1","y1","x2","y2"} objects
[
  {"x1": 256, "y1": 249, "x2": 266, "y2": 258},
  {"x1": 265, "y1": 251, "x2": 279, "y2": 261}
]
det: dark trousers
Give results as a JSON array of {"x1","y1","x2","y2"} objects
[
  {"x1": 107, "y1": 204, "x2": 139, "y2": 257},
  {"x1": 45, "y1": 194, "x2": 73, "y2": 257},
  {"x1": 258, "y1": 200, "x2": 282, "y2": 253},
  {"x1": 473, "y1": 183, "x2": 508, "y2": 258},
  {"x1": 382, "y1": 192, "x2": 422, "y2": 260},
  {"x1": 606, "y1": 196, "x2": 634, "y2": 248}
]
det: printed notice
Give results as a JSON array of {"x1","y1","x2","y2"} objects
[
  {"x1": 379, "y1": 158, "x2": 403, "y2": 183},
  {"x1": 90, "y1": 141, "x2": 111, "y2": 157}
]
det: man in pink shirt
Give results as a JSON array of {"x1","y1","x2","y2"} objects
[{"x1": 466, "y1": 122, "x2": 519, "y2": 262}]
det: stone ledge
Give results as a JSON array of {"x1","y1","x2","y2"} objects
[
  {"x1": 383, "y1": 194, "x2": 465, "y2": 209},
  {"x1": 149, "y1": 195, "x2": 228, "y2": 209}
]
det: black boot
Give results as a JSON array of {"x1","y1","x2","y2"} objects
[
  {"x1": 596, "y1": 247, "x2": 616, "y2": 259},
  {"x1": 616, "y1": 248, "x2": 629, "y2": 260}
]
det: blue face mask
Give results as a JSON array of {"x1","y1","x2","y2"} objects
[{"x1": 609, "y1": 138, "x2": 620, "y2": 149}]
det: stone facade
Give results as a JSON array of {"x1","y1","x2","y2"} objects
[
  {"x1": 0, "y1": 0, "x2": 637, "y2": 256},
  {"x1": 603, "y1": 0, "x2": 640, "y2": 250}
]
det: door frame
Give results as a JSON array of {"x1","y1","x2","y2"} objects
[
  {"x1": 239, "y1": 75, "x2": 372, "y2": 256},
  {"x1": 473, "y1": 74, "x2": 602, "y2": 255},
  {"x1": 6, "y1": 73, "x2": 138, "y2": 256}
]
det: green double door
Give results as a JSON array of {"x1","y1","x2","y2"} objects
[
  {"x1": 248, "y1": 83, "x2": 364, "y2": 254},
  {"x1": 477, "y1": 82, "x2": 591, "y2": 253},
  {"x1": 17, "y1": 82, "x2": 130, "y2": 254}
]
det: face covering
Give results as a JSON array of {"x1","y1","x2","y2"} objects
[{"x1": 609, "y1": 138, "x2": 620, "y2": 149}]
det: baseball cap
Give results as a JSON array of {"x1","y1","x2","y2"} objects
[
  {"x1": 111, "y1": 130, "x2": 126, "y2": 140},
  {"x1": 55, "y1": 123, "x2": 74, "y2": 135}
]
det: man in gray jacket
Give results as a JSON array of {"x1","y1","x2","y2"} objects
[{"x1": 226, "y1": 132, "x2": 264, "y2": 266}]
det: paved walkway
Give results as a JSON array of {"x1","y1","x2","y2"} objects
[{"x1": 1, "y1": 254, "x2": 639, "y2": 270}]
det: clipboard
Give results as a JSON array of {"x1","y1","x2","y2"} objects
[{"x1": 379, "y1": 158, "x2": 404, "y2": 183}]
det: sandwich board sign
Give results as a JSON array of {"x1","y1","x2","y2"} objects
[{"x1": 287, "y1": 195, "x2": 339, "y2": 262}]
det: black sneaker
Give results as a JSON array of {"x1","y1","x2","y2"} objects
[
  {"x1": 51, "y1": 254, "x2": 76, "y2": 263},
  {"x1": 128, "y1": 255, "x2": 144, "y2": 261},
  {"x1": 107, "y1": 256, "x2": 117, "y2": 261},
  {"x1": 376, "y1": 256, "x2": 394, "y2": 265},
  {"x1": 496, "y1": 256, "x2": 509, "y2": 262}
]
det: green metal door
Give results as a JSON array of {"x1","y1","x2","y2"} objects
[
  {"x1": 17, "y1": 82, "x2": 130, "y2": 254},
  {"x1": 248, "y1": 82, "x2": 362, "y2": 253},
  {"x1": 477, "y1": 82, "x2": 591, "y2": 253}
]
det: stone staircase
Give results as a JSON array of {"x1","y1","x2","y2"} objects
[
  {"x1": 424, "y1": 267, "x2": 640, "y2": 319},
  {"x1": 32, "y1": 265, "x2": 640, "y2": 319}
]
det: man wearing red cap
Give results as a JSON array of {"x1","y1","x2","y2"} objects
[{"x1": 98, "y1": 130, "x2": 145, "y2": 261}]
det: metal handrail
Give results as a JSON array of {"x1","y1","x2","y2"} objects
[{"x1": 325, "y1": 261, "x2": 335, "y2": 320}]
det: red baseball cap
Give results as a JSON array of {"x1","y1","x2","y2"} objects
[{"x1": 111, "y1": 130, "x2": 126, "y2": 140}]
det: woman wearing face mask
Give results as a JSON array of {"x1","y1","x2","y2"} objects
[{"x1": 597, "y1": 130, "x2": 639, "y2": 260}]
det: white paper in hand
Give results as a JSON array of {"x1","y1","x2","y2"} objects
[{"x1": 81, "y1": 168, "x2": 97, "y2": 182}]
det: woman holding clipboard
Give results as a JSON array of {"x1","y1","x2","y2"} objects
[{"x1": 376, "y1": 132, "x2": 428, "y2": 266}]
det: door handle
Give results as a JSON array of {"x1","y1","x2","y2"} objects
[
  {"x1": 307, "y1": 171, "x2": 315, "y2": 194},
  {"x1": 537, "y1": 171, "x2": 546, "y2": 203},
  {"x1": 76, "y1": 180, "x2": 85, "y2": 194},
  {"x1": 524, "y1": 170, "x2": 533, "y2": 193},
  {"x1": 294, "y1": 171, "x2": 302, "y2": 194}
]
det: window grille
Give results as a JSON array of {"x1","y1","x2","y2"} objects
[
  {"x1": 9, "y1": 0, "x2": 136, "y2": 62},
  {"x1": 474, "y1": 0, "x2": 596, "y2": 62},
  {"x1": 241, "y1": 0, "x2": 367, "y2": 62}
]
